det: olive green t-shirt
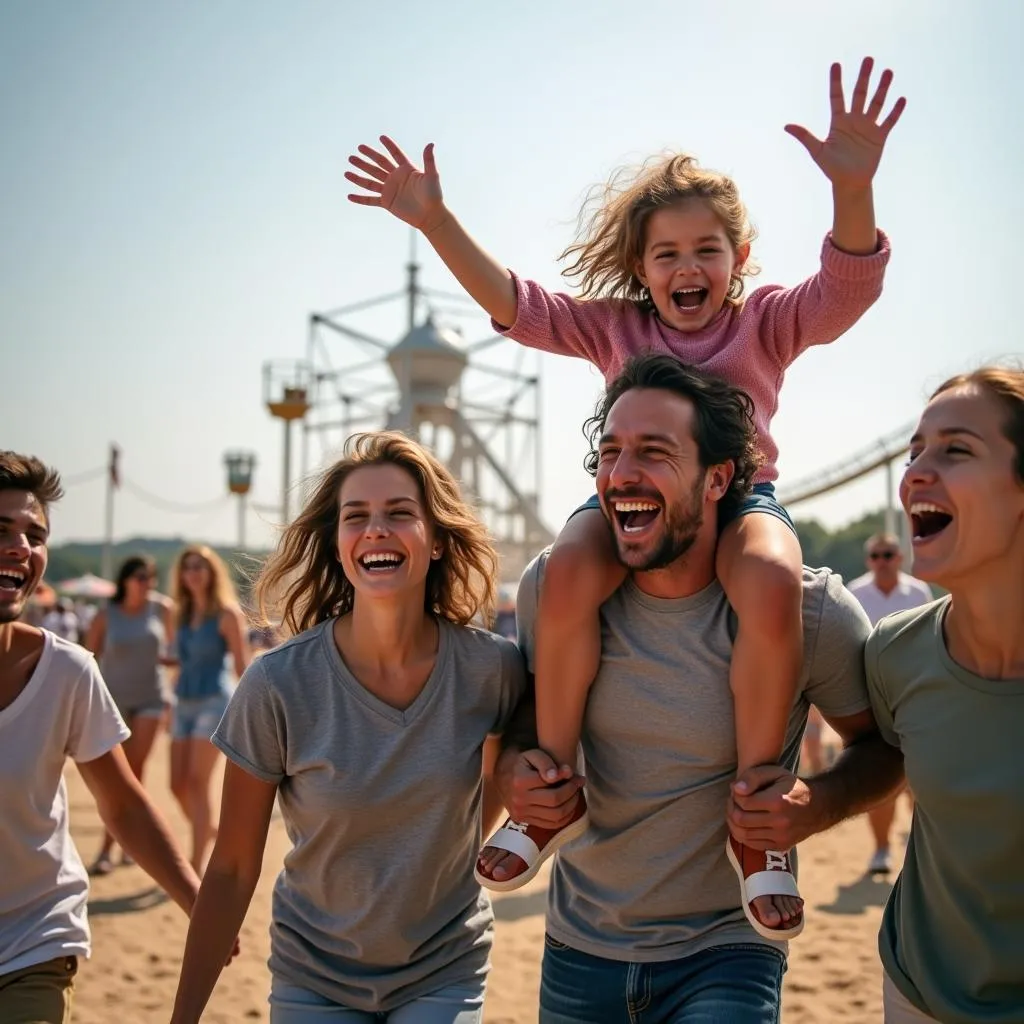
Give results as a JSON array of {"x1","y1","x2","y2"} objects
[{"x1": 866, "y1": 598, "x2": 1024, "y2": 1023}]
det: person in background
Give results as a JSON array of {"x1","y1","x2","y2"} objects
[
  {"x1": 85, "y1": 555, "x2": 175, "y2": 876},
  {"x1": 42, "y1": 600, "x2": 79, "y2": 644},
  {"x1": 866, "y1": 366, "x2": 1024, "y2": 1022},
  {"x1": 168, "y1": 545, "x2": 250, "y2": 874},
  {"x1": 74, "y1": 601, "x2": 97, "y2": 635},
  {"x1": 492, "y1": 586, "x2": 517, "y2": 641},
  {"x1": 847, "y1": 532, "x2": 932, "y2": 875}
]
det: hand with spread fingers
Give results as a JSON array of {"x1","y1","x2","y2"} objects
[
  {"x1": 785, "y1": 56, "x2": 906, "y2": 193},
  {"x1": 345, "y1": 135, "x2": 447, "y2": 234}
]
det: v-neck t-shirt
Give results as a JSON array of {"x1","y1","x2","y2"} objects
[
  {"x1": 0, "y1": 630, "x2": 129, "y2": 976},
  {"x1": 212, "y1": 616, "x2": 527, "y2": 1013}
]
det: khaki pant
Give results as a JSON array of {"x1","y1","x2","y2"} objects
[
  {"x1": 0, "y1": 956, "x2": 77, "y2": 1024},
  {"x1": 883, "y1": 972, "x2": 939, "y2": 1023}
]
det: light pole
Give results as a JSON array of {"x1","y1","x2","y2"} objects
[
  {"x1": 263, "y1": 361, "x2": 311, "y2": 524},
  {"x1": 223, "y1": 451, "x2": 256, "y2": 550}
]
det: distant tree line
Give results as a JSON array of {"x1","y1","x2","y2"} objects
[{"x1": 44, "y1": 508, "x2": 897, "y2": 602}]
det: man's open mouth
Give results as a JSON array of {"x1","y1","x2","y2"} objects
[
  {"x1": 672, "y1": 287, "x2": 708, "y2": 314},
  {"x1": 909, "y1": 502, "x2": 953, "y2": 542},
  {"x1": 358, "y1": 552, "x2": 406, "y2": 573},
  {"x1": 0, "y1": 566, "x2": 28, "y2": 597},
  {"x1": 612, "y1": 499, "x2": 661, "y2": 535}
]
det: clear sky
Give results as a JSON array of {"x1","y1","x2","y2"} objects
[{"x1": 3, "y1": 0, "x2": 1021, "y2": 549}]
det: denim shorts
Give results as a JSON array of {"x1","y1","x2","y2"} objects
[
  {"x1": 115, "y1": 699, "x2": 167, "y2": 722},
  {"x1": 572, "y1": 482, "x2": 796, "y2": 536},
  {"x1": 171, "y1": 692, "x2": 229, "y2": 741}
]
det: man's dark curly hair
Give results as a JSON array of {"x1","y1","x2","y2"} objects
[{"x1": 583, "y1": 353, "x2": 763, "y2": 523}]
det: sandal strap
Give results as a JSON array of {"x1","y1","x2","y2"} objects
[
  {"x1": 745, "y1": 868, "x2": 800, "y2": 901},
  {"x1": 486, "y1": 823, "x2": 541, "y2": 865}
]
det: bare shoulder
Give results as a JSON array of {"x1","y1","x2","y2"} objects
[{"x1": 220, "y1": 605, "x2": 248, "y2": 629}]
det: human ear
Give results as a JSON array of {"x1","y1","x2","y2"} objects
[{"x1": 705, "y1": 461, "x2": 736, "y2": 502}]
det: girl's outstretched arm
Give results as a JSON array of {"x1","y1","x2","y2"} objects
[
  {"x1": 346, "y1": 136, "x2": 517, "y2": 325},
  {"x1": 785, "y1": 57, "x2": 906, "y2": 255}
]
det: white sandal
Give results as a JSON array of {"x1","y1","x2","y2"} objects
[
  {"x1": 726, "y1": 835, "x2": 804, "y2": 940},
  {"x1": 475, "y1": 798, "x2": 589, "y2": 893}
]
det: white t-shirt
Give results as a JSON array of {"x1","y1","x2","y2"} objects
[
  {"x1": 846, "y1": 572, "x2": 934, "y2": 627},
  {"x1": 0, "y1": 630, "x2": 129, "y2": 976}
]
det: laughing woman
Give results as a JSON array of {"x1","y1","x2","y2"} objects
[
  {"x1": 170, "y1": 432, "x2": 525, "y2": 1024},
  {"x1": 866, "y1": 366, "x2": 1024, "y2": 1024}
]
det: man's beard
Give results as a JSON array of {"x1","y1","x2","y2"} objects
[{"x1": 607, "y1": 475, "x2": 705, "y2": 572}]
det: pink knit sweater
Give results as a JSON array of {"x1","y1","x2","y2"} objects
[{"x1": 493, "y1": 233, "x2": 890, "y2": 483}]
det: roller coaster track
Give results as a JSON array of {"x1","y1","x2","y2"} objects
[{"x1": 777, "y1": 421, "x2": 916, "y2": 508}]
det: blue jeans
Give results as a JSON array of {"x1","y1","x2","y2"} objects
[
  {"x1": 269, "y1": 978, "x2": 485, "y2": 1024},
  {"x1": 540, "y1": 935, "x2": 785, "y2": 1024}
]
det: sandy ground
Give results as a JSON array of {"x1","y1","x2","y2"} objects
[{"x1": 65, "y1": 731, "x2": 909, "y2": 1022}]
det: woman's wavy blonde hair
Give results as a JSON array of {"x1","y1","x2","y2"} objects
[
  {"x1": 171, "y1": 544, "x2": 240, "y2": 629},
  {"x1": 561, "y1": 152, "x2": 759, "y2": 307},
  {"x1": 255, "y1": 431, "x2": 498, "y2": 637}
]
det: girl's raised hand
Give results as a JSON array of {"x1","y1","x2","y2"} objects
[
  {"x1": 785, "y1": 58, "x2": 906, "y2": 192},
  {"x1": 345, "y1": 136, "x2": 446, "y2": 231}
]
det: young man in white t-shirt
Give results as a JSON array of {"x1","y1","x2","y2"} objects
[
  {"x1": 0, "y1": 452, "x2": 223, "y2": 1023},
  {"x1": 846, "y1": 532, "x2": 934, "y2": 875}
]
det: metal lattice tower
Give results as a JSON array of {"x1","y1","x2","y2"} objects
[
  {"x1": 300, "y1": 235, "x2": 553, "y2": 583},
  {"x1": 777, "y1": 419, "x2": 916, "y2": 554}
]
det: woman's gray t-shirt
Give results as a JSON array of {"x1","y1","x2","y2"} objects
[
  {"x1": 212, "y1": 617, "x2": 527, "y2": 1013},
  {"x1": 100, "y1": 599, "x2": 166, "y2": 713}
]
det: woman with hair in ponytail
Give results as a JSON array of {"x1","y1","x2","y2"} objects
[
  {"x1": 866, "y1": 366, "x2": 1024, "y2": 1022},
  {"x1": 170, "y1": 431, "x2": 526, "y2": 1024}
]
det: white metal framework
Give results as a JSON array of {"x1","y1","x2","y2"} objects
[{"x1": 301, "y1": 246, "x2": 553, "y2": 582}]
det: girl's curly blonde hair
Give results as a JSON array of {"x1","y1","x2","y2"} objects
[{"x1": 561, "y1": 153, "x2": 759, "y2": 307}]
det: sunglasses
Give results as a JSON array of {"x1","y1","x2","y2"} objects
[
  {"x1": 869, "y1": 551, "x2": 898, "y2": 561},
  {"x1": 131, "y1": 571, "x2": 153, "y2": 581}
]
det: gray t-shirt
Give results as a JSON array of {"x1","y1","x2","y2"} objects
[
  {"x1": 100, "y1": 599, "x2": 166, "y2": 713},
  {"x1": 867, "y1": 599, "x2": 1024, "y2": 1023},
  {"x1": 517, "y1": 554, "x2": 871, "y2": 962},
  {"x1": 213, "y1": 617, "x2": 526, "y2": 1012}
]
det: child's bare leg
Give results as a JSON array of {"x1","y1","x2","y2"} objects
[
  {"x1": 474, "y1": 508, "x2": 624, "y2": 893},
  {"x1": 536, "y1": 507, "x2": 627, "y2": 768},
  {"x1": 717, "y1": 511, "x2": 804, "y2": 933}
]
